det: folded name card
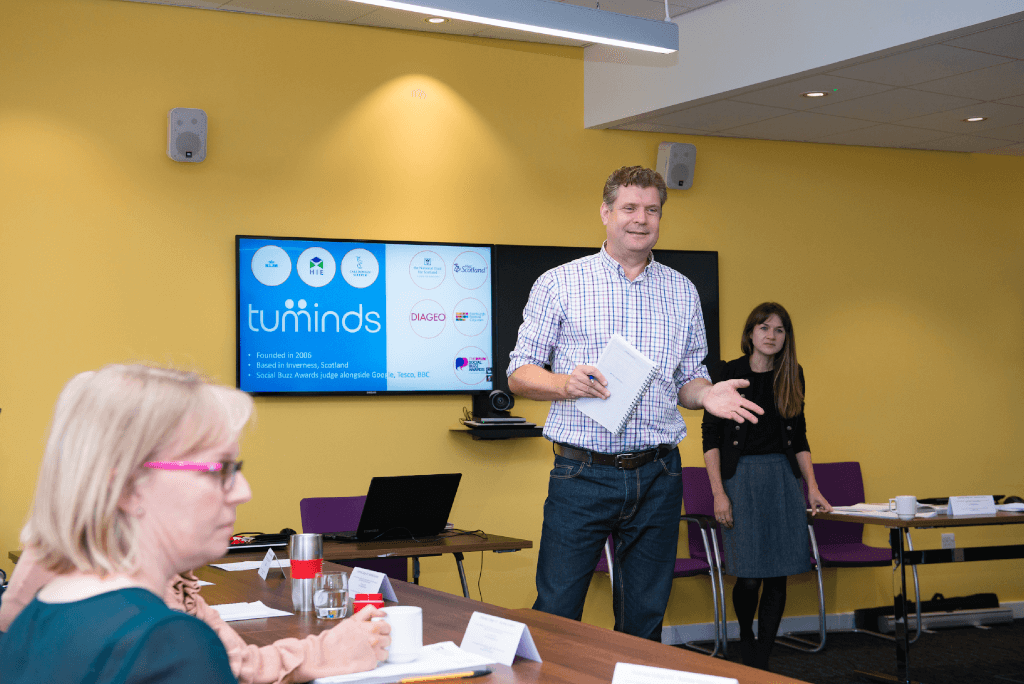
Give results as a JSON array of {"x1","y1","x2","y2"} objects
[
  {"x1": 348, "y1": 566, "x2": 398, "y2": 602},
  {"x1": 948, "y1": 495, "x2": 997, "y2": 516},
  {"x1": 258, "y1": 548, "x2": 286, "y2": 580},
  {"x1": 460, "y1": 611, "x2": 541, "y2": 667},
  {"x1": 612, "y1": 663, "x2": 738, "y2": 684}
]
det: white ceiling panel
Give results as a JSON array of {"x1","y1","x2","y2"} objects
[
  {"x1": 650, "y1": 100, "x2": 791, "y2": 131},
  {"x1": 729, "y1": 75, "x2": 892, "y2": 110},
  {"x1": 902, "y1": 134, "x2": 1018, "y2": 153},
  {"x1": 619, "y1": 122, "x2": 710, "y2": 135},
  {"x1": 997, "y1": 94, "x2": 1024, "y2": 107},
  {"x1": 945, "y1": 19, "x2": 1024, "y2": 59},
  {"x1": 826, "y1": 44, "x2": 1010, "y2": 87},
  {"x1": 896, "y1": 102, "x2": 1024, "y2": 134},
  {"x1": 809, "y1": 124, "x2": 950, "y2": 148},
  {"x1": 347, "y1": 8, "x2": 484, "y2": 36},
  {"x1": 129, "y1": 0, "x2": 227, "y2": 8},
  {"x1": 222, "y1": 0, "x2": 373, "y2": 22},
  {"x1": 984, "y1": 141, "x2": 1024, "y2": 155},
  {"x1": 809, "y1": 88, "x2": 980, "y2": 123},
  {"x1": 722, "y1": 111, "x2": 875, "y2": 141},
  {"x1": 976, "y1": 122, "x2": 1024, "y2": 142},
  {"x1": 913, "y1": 60, "x2": 1024, "y2": 101}
]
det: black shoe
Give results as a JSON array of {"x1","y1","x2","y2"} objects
[{"x1": 739, "y1": 634, "x2": 757, "y2": 667}]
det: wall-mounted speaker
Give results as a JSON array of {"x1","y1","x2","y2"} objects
[
  {"x1": 167, "y1": 107, "x2": 207, "y2": 163},
  {"x1": 656, "y1": 141, "x2": 696, "y2": 190}
]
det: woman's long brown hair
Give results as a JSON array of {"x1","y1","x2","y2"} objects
[{"x1": 739, "y1": 302, "x2": 803, "y2": 418}]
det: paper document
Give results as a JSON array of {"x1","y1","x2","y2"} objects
[
  {"x1": 210, "y1": 601, "x2": 293, "y2": 621},
  {"x1": 210, "y1": 559, "x2": 289, "y2": 571},
  {"x1": 576, "y1": 335, "x2": 659, "y2": 435},
  {"x1": 997, "y1": 503, "x2": 1024, "y2": 512},
  {"x1": 612, "y1": 662, "x2": 738, "y2": 684},
  {"x1": 313, "y1": 641, "x2": 495, "y2": 683},
  {"x1": 828, "y1": 503, "x2": 942, "y2": 518}
]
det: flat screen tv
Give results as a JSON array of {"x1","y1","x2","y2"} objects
[{"x1": 237, "y1": 236, "x2": 494, "y2": 395}]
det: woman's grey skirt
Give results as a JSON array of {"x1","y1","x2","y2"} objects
[{"x1": 721, "y1": 453, "x2": 811, "y2": 578}]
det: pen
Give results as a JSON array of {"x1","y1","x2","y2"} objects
[{"x1": 393, "y1": 669, "x2": 492, "y2": 683}]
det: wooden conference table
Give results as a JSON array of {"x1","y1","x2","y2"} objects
[
  {"x1": 198, "y1": 560, "x2": 809, "y2": 684},
  {"x1": 218, "y1": 532, "x2": 533, "y2": 599},
  {"x1": 814, "y1": 510, "x2": 1024, "y2": 684}
]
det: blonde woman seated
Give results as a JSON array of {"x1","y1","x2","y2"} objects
[{"x1": 0, "y1": 365, "x2": 390, "y2": 684}]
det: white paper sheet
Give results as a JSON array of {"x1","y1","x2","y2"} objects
[
  {"x1": 997, "y1": 503, "x2": 1024, "y2": 512},
  {"x1": 210, "y1": 600, "x2": 293, "y2": 621},
  {"x1": 209, "y1": 559, "x2": 289, "y2": 571},
  {"x1": 612, "y1": 662, "x2": 738, "y2": 684},
  {"x1": 312, "y1": 641, "x2": 494, "y2": 683}
]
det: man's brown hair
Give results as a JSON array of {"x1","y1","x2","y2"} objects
[{"x1": 602, "y1": 166, "x2": 668, "y2": 208}]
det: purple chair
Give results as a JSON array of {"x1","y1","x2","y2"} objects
[
  {"x1": 299, "y1": 496, "x2": 409, "y2": 582},
  {"x1": 594, "y1": 467, "x2": 725, "y2": 655},
  {"x1": 777, "y1": 461, "x2": 921, "y2": 652}
]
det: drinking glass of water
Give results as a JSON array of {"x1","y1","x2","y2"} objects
[{"x1": 313, "y1": 570, "x2": 348, "y2": 619}]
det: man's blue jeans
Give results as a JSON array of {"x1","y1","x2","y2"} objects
[{"x1": 532, "y1": 447, "x2": 683, "y2": 641}]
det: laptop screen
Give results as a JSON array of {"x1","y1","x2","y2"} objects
[{"x1": 356, "y1": 473, "x2": 462, "y2": 542}]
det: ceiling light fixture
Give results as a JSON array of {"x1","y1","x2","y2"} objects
[
  {"x1": 800, "y1": 91, "x2": 828, "y2": 98},
  {"x1": 963, "y1": 116, "x2": 987, "y2": 122},
  {"x1": 425, "y1": 16, "x2": 447, "y2": 23},
  {"x1": 347, "y1": 0, "x2": 679, "y2": 53}
]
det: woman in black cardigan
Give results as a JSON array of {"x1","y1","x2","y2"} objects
[{"x1": 702, "y1": 302, "x2": 831, "y2": 670}]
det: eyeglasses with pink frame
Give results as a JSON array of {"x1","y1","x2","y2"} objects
[{"x1": 144, "y1": 460, "x2": 244, "y2": 490}]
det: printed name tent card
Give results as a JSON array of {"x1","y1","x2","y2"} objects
[
  {"x1": 948, "y1": 495, "x2": 997, "y2": 516},
  {"x1": 460, "y1": 611, "x2": 541, "y2": 667},
  {"x1": 611, "y1": 662, "x2": 738, "y2": 684},
  {"x1": 348, "y1": 566, "x2": 398, "y2": 602},
  {"x1": 258, "y1": 548, "x2": 285, "y2": 580}
]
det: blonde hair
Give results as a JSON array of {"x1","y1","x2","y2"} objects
[{"x1": 21, "y1": 365, "x2": 254, "y2": 575}]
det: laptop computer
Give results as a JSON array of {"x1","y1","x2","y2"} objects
[{"x1": 328, "y1": 473, "x2": 463, "y2": 542}]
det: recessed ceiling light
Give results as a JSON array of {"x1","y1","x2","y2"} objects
[
  {"x1": 425, "y1": 16, "x2": 447, "y2": 23},
  {"x1": 963, "y1": 116, "x2": 987, "y2": 122},
  {"x1": 801, "y1": 91, "x2": 828, "y2": 98}
]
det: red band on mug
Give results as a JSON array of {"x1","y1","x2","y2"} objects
[{"x1": 290, "y1": 558, "x2": 323, "y2": 579}]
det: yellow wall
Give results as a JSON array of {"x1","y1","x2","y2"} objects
[{"x1": 2, "y1": 0, "x2": 1023, "y2": 630}]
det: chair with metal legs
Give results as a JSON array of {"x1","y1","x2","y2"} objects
[
  {"x1": 594, "y1": 467, "x2": 725, "y2": 655},
  {"x1": 776, "y1": 461, "x2": 922, "y2": 652}
]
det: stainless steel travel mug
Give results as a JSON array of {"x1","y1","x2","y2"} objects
[{"x1": 289, "y1": 533, "x2": 323, "y2": 612}]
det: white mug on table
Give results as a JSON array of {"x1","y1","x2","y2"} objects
[
  {"x1": 377, "y1": 606, "x2": 423, "y2": 663},
  {"x1": 889, "y1": 495, "x2": 917, "y2": 520}
]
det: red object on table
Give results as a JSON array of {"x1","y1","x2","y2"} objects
[
  {"x1": 354, "y1": 593, "x2": 385, "y2": 611},
  {"x1": 289, "y1": 558, "x2": 323, "y2": 579}
]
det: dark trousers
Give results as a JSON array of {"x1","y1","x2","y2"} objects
[{"x1": 532, "y1": 448, "x2": 683, "y2": 641}]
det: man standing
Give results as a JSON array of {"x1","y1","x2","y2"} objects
[{"x1": 508, "y1": 166, "x2": 762, "y2": 641}]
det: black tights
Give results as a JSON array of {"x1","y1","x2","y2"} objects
[{"x1": 732, "y1": 576, "x2": 787, "y2": 670}]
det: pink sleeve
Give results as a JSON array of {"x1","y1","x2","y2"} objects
[
  {"x1": 169, "y1": 572, "x2": 339, "y2": 684},
  {"x1": 0, "y1": 547, "x2": 58, "y2": 632}
]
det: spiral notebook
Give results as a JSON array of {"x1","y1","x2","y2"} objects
[{"x1": 576, "y1": 335, "x2": 660, "y2": 435}]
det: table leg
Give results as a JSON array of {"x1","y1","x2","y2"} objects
[
  {"x1": 412, "y1": 557, "x2": 420, "y2": 585},
  {"x1": 892, "y1": 527, "x2": 912, "y2": 684},
  {"x1": 454, "y1": 552, "x2": 470, "y2": 598}
]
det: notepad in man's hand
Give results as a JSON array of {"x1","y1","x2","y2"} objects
[{"x1": 576, "y1": 335, "x2": 659, "y2": 435}]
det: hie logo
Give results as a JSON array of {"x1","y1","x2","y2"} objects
[{"x1": 248, "y1": 299, "x2": 381, "y2": 333}]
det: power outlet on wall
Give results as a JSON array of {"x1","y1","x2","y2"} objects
[{"x1": 941, "y1": 533, "x2": 956, "y2": 549}]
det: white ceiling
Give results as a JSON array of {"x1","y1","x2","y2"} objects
[{"x1": 121, "y1": 0, "x2": 1024, "y2": 155}]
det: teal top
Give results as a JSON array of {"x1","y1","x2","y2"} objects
[{"x1": 0, "y1": 587, "x2": 236, "y2": 684}]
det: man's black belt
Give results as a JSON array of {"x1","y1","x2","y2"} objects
[{"x1": 554, "y1": 443, "x2": 674, "y2": 470}]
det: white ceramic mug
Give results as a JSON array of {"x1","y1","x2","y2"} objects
[
  {"x1": 889, "y1": 495, "x2": 917, "y2": 520},
  {"x1": 380, "y1": 606, "x2": 423, "y2": 663}
]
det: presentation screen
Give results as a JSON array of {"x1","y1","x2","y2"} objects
[{"x1": 237, "y1": 236, "x2": 494, "y2": 395}]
